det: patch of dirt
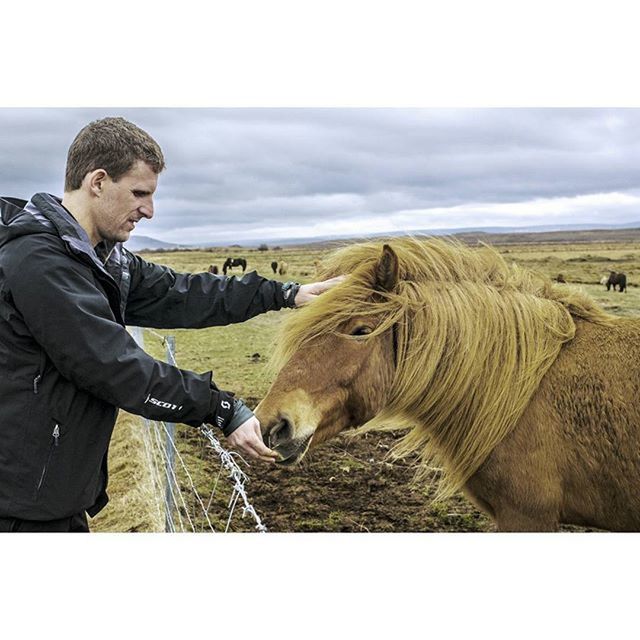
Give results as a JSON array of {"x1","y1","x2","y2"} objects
[{"x1": 186, "y1": 428, "x2": 494, "y2": 533}]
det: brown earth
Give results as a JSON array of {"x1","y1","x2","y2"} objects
[
  {"x1": 178, "y1": 425, "x2": 493, "y2": 533},
  {"x1": 246, "y1": 431, "x2": 492, "y2": 533}
]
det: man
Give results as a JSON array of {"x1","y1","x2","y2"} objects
[{"x1": 0, "y1": 116, "x2": 341, "y2": 532}]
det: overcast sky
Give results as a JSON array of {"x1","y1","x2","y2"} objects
[{"x1": 1, "y1": 108, "x2": 640, "y2": 245}]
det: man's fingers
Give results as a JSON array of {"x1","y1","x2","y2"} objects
[
  {"x1": 253, "y1": 453, "x2": 280, "y2": 463},
  {"x1": 244, "y1": 444, "x2": 278, "y2": 463},
  {"x1": 229, "y1": 428, "x2": 278, "y2": 462},
  {"x1": 250, "y1": 440, "x2": 279, "y2": 459},
  {"x1": 304, "y1": 275, "x2": 348, "y2": 299},
  {"x1": 316, "y1": 275, "x2": 347, "y2": 292},
  {"x1": 250, "y1": 421, "x2": 278, "y2": 457},
  {"x1": 233, "y1": 439, "x2": 277, "y2": 463},
  {"x1": 237, "y1": 445, "x2": 275, "y2": 463},
  {"x1": 225, "y1": 416, "x2": 281, "y2": 462}
]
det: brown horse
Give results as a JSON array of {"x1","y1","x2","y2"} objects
[
  {"x1": 223, "y1": 257, "x2": 247, "y2": 275},
  {"x1": 256, "y1": 238, "x2": 640, "y2": 531},
  {"x1": 606, "y1": 271, "x2": 627, "y2": 293}
]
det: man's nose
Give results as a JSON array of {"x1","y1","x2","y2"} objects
[{"x1": 139, "y1": 202, "x2": 154, "y2": 219}]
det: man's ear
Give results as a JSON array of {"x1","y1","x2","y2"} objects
[
  {"x1": 86, "y1": 169, "x2": 108, "y2": 196},
  {"x1": 374, "y1": 244, "x2": 399, "y2": 292}
]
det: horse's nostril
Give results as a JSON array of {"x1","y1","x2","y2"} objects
[{"x1": 269, "y1": 417, "x2": 293, "y2": 448}]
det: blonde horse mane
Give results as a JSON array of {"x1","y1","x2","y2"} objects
[{"x1": 271, "y1": 236, "x2": 617, "y2": 498}]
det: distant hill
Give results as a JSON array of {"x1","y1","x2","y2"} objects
[
  {"x1": 282, "y1": 224, "x2": 640, "y2": 249},
  {"x1": 122, "y1": 221, "x2": 640, "y2": 252},
  {"x1": 265, "y1": 221, "x2": 640, "y2": 248},
  {"x1": 447, "y1": 226, "x2": 640, "y2": 246},
  {"x1": 124, "y1": 235, "x2": 181, "y2": 251}
]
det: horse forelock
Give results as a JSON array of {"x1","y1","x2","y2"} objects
[{"x1": 270, "y1": 236, "x2": 618, "y2": 497}]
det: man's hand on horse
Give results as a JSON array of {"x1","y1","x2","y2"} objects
[
  {"x1": 294, "y1": 275, "x2": 347, "y2": 307},
  {"x1": 226, "y1": 416, "x2": 279, "y2": 463}
]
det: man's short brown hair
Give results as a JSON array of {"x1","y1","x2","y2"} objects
[{"x1": 64, "y1": 117, "x2": 166, "y2": 191}]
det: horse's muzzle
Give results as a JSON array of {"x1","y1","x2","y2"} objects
[{"x1": 264, "y1": 417, "x2": 313, "y2": 465}]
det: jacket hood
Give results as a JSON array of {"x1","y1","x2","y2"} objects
[
  {"x1": 0, "y1": 193, "x2": 130, "y2": 316},
  {"x1": 0, "y1": 195, "x2": 57, "y2": 248},
  {"x1": 0, "y1": 193, "x2": 116, "y2": 265}
]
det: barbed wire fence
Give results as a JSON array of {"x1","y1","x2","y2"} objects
[{"x1": 129, "y1": 326, "x2": 267, "y2": 533}]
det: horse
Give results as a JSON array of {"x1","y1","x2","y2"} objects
[
  {"x1": 223, "y1": 257, "x2": 247, "y2": 275},
  {"x1": 208, "y1": 264, "x2": 219, "y2": 275},
  {"x1": 271, "y1": 261, "x2": 278, "y2": 274},
  {"x1": 278, "y1": 261, "x2": 288, "y2": 276},
  {"x1": 555, "y1": 273, "x2": 566, "y2": 283},
  {"x1": 256, "y1": 237, "x2": 640, "y2": 532},
  {"x1": 606, "y1": 271, "x2": 627, "y2": 293}
]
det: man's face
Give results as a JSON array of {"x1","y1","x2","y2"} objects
[{"x1": 93, "y1": 160, "x2": 158, "y2": 244}]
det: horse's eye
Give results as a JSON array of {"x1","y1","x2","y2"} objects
[{"x1": 351, "y1": 326, "x2": 373, "y2": 336}]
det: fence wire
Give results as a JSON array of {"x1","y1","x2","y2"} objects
[{"x1": 129, "y1": 326, "x2": 267, "y2": 533}]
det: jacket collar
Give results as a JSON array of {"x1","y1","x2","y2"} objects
[
  {"x1": 30, "y1": 193, "x2": 119, "y2": 278},
  {"x1": 31, "y1": 193, "x2": 94, "y2": 247}
]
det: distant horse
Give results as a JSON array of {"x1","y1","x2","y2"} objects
[
  {"x1": 271, "y1": 261, "x2": 278, "y2": 274},
  {"x1": 223, "y1": 257, "x2": 247, "y2": 275},
  {"x1": 256, "y1": 238, "x2": 640, "y2": 531},
  {"x1": 208, "y1": 264, "x2": 219, "y2": 275},
  {"x1": 555, "y1": 273, "x2": 566, "y2": 283},
  {"x1": 278, "y1": 261, "x2": 288, "y2": 276},
  {"x1": 606, "y1": 271, "x2": 627, "y2": 292}
]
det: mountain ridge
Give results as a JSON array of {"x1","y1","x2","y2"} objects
[{"x1": 127, "y1": 221, "x2": 640, "y2": 251}]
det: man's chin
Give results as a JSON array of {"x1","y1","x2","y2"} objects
[{"x1": 103, "y1": 232, "x2": 130, "y2": 244}]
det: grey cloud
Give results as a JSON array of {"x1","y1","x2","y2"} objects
[{"x1": 2, "y1": 108, "x2": 640, "y2": 243}]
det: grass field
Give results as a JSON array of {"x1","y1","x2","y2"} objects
[{"x1": 90, "y1": 239, "x2": 640, "y2": 533}]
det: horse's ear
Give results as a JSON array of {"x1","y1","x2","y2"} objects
[{"x1": 374, "y1": 244, "x2": 399, "y2": 292}]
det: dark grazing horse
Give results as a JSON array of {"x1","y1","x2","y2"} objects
[
  {"x1": 256, "y1": 238, "x2": 640, "y2": 531},
  {"x1": 606, "y1": 271, "x2": 627, "y2": 292},
  {"x1": 222, "y1": 257, "x2": 247, "y2": 275},
  {"x1": 271, "y1": 261, "x2": 278, "y2": 274},
  {"x1": 208, "y1": 264, "x2": 219, "y2": 275}
]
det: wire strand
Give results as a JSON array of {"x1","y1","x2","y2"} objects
[{"x1": 129, "y1": 326, "x2": 268, "y2": 533}]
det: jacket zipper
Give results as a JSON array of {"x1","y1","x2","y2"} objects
[
  {"x1": 33, "y1": 351, "x2": 47, "y2": 394},
  {"x1": 35, "y1": 424, "x2": 60, "y2": 497}
]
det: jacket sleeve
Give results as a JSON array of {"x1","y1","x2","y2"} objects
[
  {"x1": 124, "y1": 250, "x2": 292, "y2": 328},
  {"x1": 5, "y1": 236, "x2": 232, "y2": 429}
]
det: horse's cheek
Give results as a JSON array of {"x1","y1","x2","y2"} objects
[{"x1": 358, "y1": 341, "x2": 393, "y2": 408}]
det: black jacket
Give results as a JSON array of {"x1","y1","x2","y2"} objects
[{"x1": 0, "y1": 193, "x2": 292, "y2": 520}]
